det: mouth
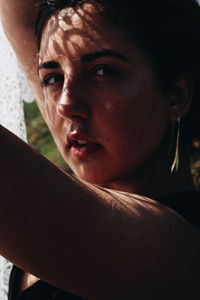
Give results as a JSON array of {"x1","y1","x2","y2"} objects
[{"x1": 67, "y1": 136, "x2": 102, "y2": 158}]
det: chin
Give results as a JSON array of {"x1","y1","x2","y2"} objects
[
  {"x1": 75, "y1": 172, "x2": 106, "y2": 185},
  {"x1": 72, "y1": 167, "x2": 110, "y2": 186}
]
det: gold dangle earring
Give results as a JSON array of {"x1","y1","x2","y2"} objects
[{"x1": 171, "y1": 116, "x2": 181, "y2": 174}]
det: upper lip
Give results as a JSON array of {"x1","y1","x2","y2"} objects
[{"x1": 66, "y1": 130, "x2": 98, "y2": 148}]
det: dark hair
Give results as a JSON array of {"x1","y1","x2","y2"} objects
[{"x1": 35, "y1": 0, "x2": 200, "y2": 145}]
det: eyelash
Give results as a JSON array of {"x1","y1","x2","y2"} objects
[
  {"x1": 90, "y1": 64, "x2": 121, "y2": 77},
  {"x1": 40, "y1": 65, "x2": 121, "y2": 88},
  {"x1": 40, "y1": 74, "x2": 64, "y2": 88}
]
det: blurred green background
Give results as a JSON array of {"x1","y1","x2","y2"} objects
[{"x1": 24, "y1": 101, "x2": 71, "y2": 173}]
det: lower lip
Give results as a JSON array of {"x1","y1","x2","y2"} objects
[{"x1": 70, "y1": 143, "x2": 101, "y2": 158}]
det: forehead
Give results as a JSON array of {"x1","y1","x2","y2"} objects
[
  {"x1": 39, "y1": 4, "x2": 106, "y2": 59},
  {"x1": 38, "y1": 2, "x2": 153, "y2": 76},
  {"x1": 39, "y1": 3, "x2": 141, "y2": 61}
]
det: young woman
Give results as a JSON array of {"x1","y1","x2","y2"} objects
[{"x1": 0, "y1": 0, "x2": 200, "y2": 299}]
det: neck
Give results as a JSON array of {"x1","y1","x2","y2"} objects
[{"x1": 103, "y1": 148, "x2": 196, "y2": 199}]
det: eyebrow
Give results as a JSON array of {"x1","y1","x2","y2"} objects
[
  {"x1": 81, "y1": 49, "x2": 130, "y2": 63},
  {"x1": 38, "y1": 49, "x2": 129, "y2": 71},
  {"x1": 38, "y1": 61, "x2": 60, "y2": 70}
]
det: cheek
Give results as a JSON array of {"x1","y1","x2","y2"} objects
[
  {"x1": 94, "y1": 86, "x2": 168, "y2": 150},
  {"x1": 94, "y1": 90, "x2": 141, "y2": 131},
  {"x1": 44, "y1": 92, "x2": 60, "y2": 128}
]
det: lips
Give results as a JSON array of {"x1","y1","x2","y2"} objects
[{"x1": 67, "y1": 131, "x2": 101, "y2": 158}]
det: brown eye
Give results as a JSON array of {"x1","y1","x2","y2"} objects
[
  {"x1": 91, "y1": 65, "x2": 121, "y2": 77},
  {"x1": 41, "y1": 74, "x2": 64, "y2": 87}
]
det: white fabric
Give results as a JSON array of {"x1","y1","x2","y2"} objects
[
  {"x1": 0, "y1": 19, "x2": 34, "y2": 300},
  {"x1": 0, "y1": 19, "x2": 34, "y2": 141},
  {"x1": 0, "y1": 259, "x2": 13, "y2": 300}
]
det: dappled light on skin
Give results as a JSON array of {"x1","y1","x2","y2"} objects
[
  {"x1": 96, "y1": 184, "x2": 175, "y2": 218},
  {"x1": 39, "y1": 4, "x2": 103, "y2": 64},
  {"x1": 38, "y1": 2, "x2": 175, "y2": 192},
  {"x1": 1, "y1": 1, "x2": 200, "y2": 299}
]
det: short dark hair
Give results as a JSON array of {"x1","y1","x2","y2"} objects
[{"x1": 35, "y1": 0, "x2": 200, "y2": 145}]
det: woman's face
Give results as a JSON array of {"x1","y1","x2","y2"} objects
[{"x1": 39, "y1": 4, "x2": 169, "y2": 187}]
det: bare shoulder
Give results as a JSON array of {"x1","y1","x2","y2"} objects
[
  {"x1": 99, "y1": 186, "x2": 198, "y2": 225},
  {"x1": 105, "y1": 187, "x2": 200, "y2": 246},
  {"x1": 93, "y1": 186, "x2": 200, "y2": 299}
]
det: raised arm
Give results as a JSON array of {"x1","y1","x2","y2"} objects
[
  {"x1": 0, "y1": 0, "x2": 44, "y2": 114},
  {"x1": 0, "y1": 125, "x2": 199, "y2": 299},
  {"x1": 0, "y1": 2, "x2": 200, "y2": 299}
]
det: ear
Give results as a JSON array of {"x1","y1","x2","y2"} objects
[{"x1": 168, "y1": 72, "x2": 195, "y2": 122}]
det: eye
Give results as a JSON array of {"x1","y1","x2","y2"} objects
[
  {"x1": 90, "y1": 65, "x2": 121, "y2": 78},
  {"x1": 41, "y1": 74, "x2": 64, "y2": 87}
]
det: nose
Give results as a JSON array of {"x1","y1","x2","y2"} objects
[{"x1": 57, "y1": 86, "x2": 90, "y2": 120}]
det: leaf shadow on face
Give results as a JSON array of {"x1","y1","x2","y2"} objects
[{"x1": 39, "y1": 3, "x2": 106, "y2": 66}]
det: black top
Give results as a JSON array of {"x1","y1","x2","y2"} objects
[
  {"x1": 8, "y1": 191, "x2": 200, "y2": 300},
  {"x1": 8, "y1": 267, "x2": 86, "y2": 300},
  {"x1": 156, "y1": 190, "x2": 200, "y2": 228}
]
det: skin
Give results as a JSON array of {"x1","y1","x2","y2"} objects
[
  {"x1": 38, "y1": 4, "x2": 194, "y2": 195},
  {"x1": 21, "y1": 3, "x2": 199, "y2": 293},
  {"x1": 0, "y1": 0, "x2": 44, "y2": 114},
  {"x1": 39, "y1": 5, "x2": 167, "y2": 186},
  {"x1": 0, "y1": 1, "x2": 199, "y2": 299}
]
